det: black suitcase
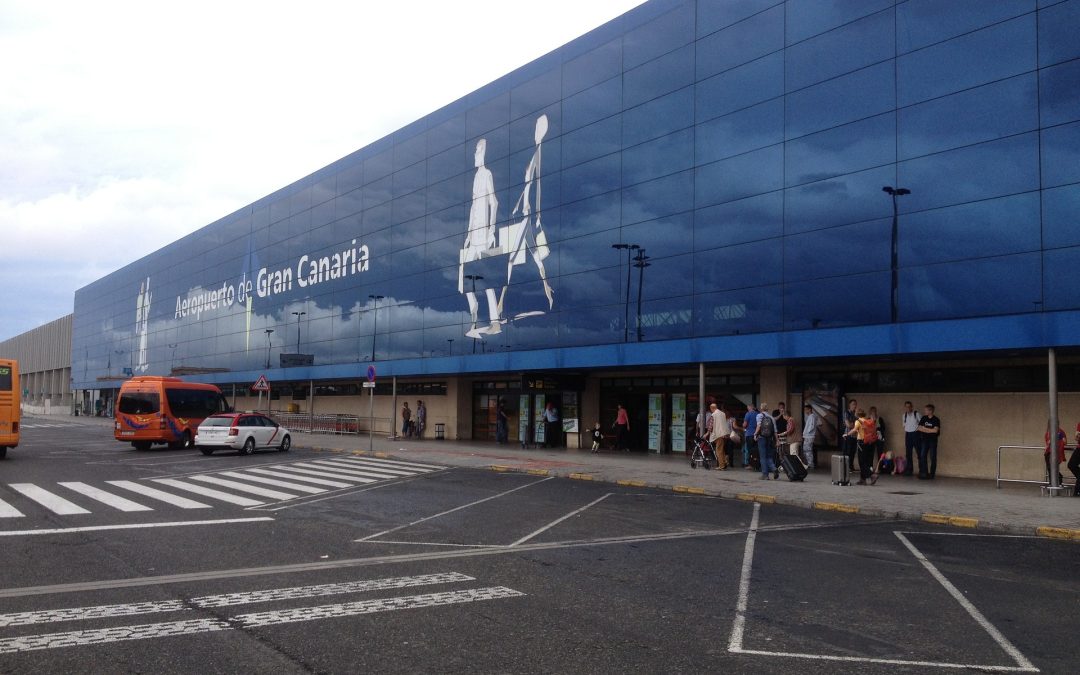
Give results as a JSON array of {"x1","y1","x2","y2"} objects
[{"x1": 779, "y1": 452, "x2": 808, "y2": 482}]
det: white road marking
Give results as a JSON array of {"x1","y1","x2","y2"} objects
[
  {"x1": 217, "y1": 472, "x2": 325, "y2": 494},
  {"x1": 57, "y1": 483, "x2": 152, "y2": 512},
  {"x1": 150, "y1": 479, "x2": 263, "y2": 507},
  {"x1": 0, "y1": 517, "x2": 274, "y2": 537},
  {"x1": 509, "y1": 493, "x2": 612, "y2": 547},
  {"x1": 191, "y1": 571, "x2": 475, "y2": 608},
  {"x1": 273, "y1": 465, "x2": 376, "y2": 483},
  {"x1": 0, "y1": 497, "x2": 24, "y2": 518},
  {"x1": 8, "y1": 484, "x2": 90, "y2": 515},
  {"x1": 895, "y1": 532, "x2": 1039, "y2": 672},
  {"x1": 358, "y1": 455, "x2": 446, "y2": 470},
  {"x1": 106, "y1": 481, "x2": 212, "y2": 509},
  {"x1": 306, "y1": 462, "x2": 416, "y2": 480},
  {"x1": 244, "y1": 467, "x2": 352, "y2": 488},
  {"x1": 727, "y1": 502, "x2": 760, "y2": 653},
  {"x1": 356, "y1": 476, "x2": 554, "y2": 542},
  {"x1": 187, "y1": 475, "x2": 297, "y2": 501},
  {"x1": 292, "y1": 462, "x2": 399, "y2": 481},
  {"x1": 0, "y1": 586, "x2": 523, "y2": 654},
  {"x1": 0, "y1": 600, "x2": 188, "y2": 627},
  {"x1": 0, "y1": 617, "x2": 232, "y2": 654},
  {"x1": 729, "y1": 649, "x2": 1038, "y2": 672},
  {"x1": 314, "y1": 459, "x2": 419, "y2": 476}
]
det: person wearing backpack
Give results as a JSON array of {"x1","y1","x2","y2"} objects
[
  {"x1": 755, "y1": 408, "x2": 779, "y2": 480},
  {"x1": 845, "y1": 408, "x2": 880, "y2": 485}
]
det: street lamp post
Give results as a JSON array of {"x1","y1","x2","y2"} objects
[
  {"x1": 291, "y1": 311, "x2": 306, "y2": 353},
  {"x1": 611, "y1": 243, "x2": 640, "y2": 342},
  {"x1": 883, "y1": 186, "x2": 911, "y2": 324},
  {"x1": 447, "y1": 338, "x2": 454, "y2": 356},
  {"x1": 368, "y1": 295, "x2": 384, "y2": 361},
  {"x1": 464, "y1": 274, "x2": 484, "y2": 352},
  {"x1": 264, "y1": 329, "x2": 274, "y2": 369},
  {"x1": 168, "y1": 343, "x2": 178, "y2": 372},
  {"x1": 632, "y1": 248, "x2": 651, "y2": 342}
]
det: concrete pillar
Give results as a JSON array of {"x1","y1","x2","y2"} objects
[{"x1": 758, "y1": 365, "x2": 789, "y2": 412}]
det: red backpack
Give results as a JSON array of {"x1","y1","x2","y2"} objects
[{"x1": 861, "y1": 418, "x2": 879, "y2": 444}]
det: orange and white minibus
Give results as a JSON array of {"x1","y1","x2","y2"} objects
[
  {"x1": 114, "y1": 376, "x2": 229, "y2": 450},
  {"x1": 0, "y1": 359, "x2": 19, "y2": 459}
]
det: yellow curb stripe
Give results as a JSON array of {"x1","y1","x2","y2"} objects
[
  {"x1": 813, "y1": 501, "x2": 859, "y2": 514},
  {"x1": 616, "y1": 479, "x2": 647, "y2": 488},
  {"x1": 922, "y1": 513, "x2": 979, "y2": 528},
  {"x1": 736, "y1": 493, "x2": 776, "y2": 504},
  {"x1": 568, "y1": 473, "x2": 594, "y2": 481},
  {"x1": 526, "y1": 469, "x2": 550, "y2": 476},
  {"x1": 1036, "y1": 526, "x2": 1080, "y2": 541},
  {"x1": 489, "y1": 465, "x2": 511, "y2": 472},
  {"x1": 374, "y1": 452, "x2": 389, "y2": 458},
  {"x1": 673, "y1": 485, "x2": 706, "y2": 495},
  {"x1": 350, "y1": 451, "x2": 367, "y2": 456}
]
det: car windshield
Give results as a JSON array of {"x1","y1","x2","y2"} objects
[{"x1": 201, "y1": 416, "x2": 235, "y2": 427}]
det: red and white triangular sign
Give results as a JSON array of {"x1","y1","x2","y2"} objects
[{"x1": 251, "y1": 375, "x2": 271, "y2": 392}]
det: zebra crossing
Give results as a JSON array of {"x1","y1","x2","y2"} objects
[
  {"x1": 0, "y1": 456, "x2": 445, "y2": 521},
  {"x1": 18, "y1": 422, "x2": 84, "y2": 430}
]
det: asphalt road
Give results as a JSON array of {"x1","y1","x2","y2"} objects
[{"x1": 0, "y1": 423, "x2": 1074, "y2": 674}]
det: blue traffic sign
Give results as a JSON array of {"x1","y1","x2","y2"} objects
[{"x1": 366, "y1": 365, "x2": 377, "y2": 382}]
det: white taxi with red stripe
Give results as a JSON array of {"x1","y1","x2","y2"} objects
[{"x1": 194, "y1": 413, "x2": 292, "y2": 456}]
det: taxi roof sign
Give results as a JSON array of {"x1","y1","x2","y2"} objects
[{"x1": 251, "y1": 375, "x2": 271, "y2": 392}]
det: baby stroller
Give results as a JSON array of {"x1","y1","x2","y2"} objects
[{"x1": 690, "y1": 435, "x2": 718, "y2": 469}]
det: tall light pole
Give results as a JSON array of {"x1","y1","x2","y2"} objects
[
  {"x1": 291, "y1": 311, "x2": 306, "y2": 353},
  {"x1": 633, "y1": 248, "x2": 651, "y2": 342},
  {"x1": 464, "y1": 274, "x2": 484, "y2": 352},
  {"x1": 611, "y1": 243, "x2": 640, "y2": 342},
  {"x1": 883, "y1": 186, "x2": 911, "y2": 324},
  {"x1": 447, "y1": 338, "x2": 454, "y2": 356},
  {"x1": 264, "y1": 329, "x2": 274, "y2": 369},
  {"x1": 168, "y1": 343, "x2": 178, "y2": 372},
  {"x1": 368, "y1": 295, "x2": 384, "y2": 361}
]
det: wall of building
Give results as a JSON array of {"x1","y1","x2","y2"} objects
[{"x1": 0, "y1": 315, "x2": 73, "y2": 410}]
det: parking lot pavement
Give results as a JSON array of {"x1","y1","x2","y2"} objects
[{"x1": 0, "y1": 424, "x2": 1074, "y2": 673}]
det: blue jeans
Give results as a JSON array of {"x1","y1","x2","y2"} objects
[
  {"x1": 743, "y1": 437, "x2": 754, "y2": 466},
  {"x1": 758, "y1": 436, "x2": 776, "y2": 476},
  {"x1": 904, "y1": 431, "x2": 918, "y2": 474}
]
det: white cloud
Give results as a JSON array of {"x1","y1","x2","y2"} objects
[{"x1": 0, "y1": 0, "x2": 645, "y2": 340}]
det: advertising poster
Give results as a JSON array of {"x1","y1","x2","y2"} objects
[
  {"x1": 533, "y1": 395, "x2": 547, "y2": 445},
  {"x1": 670, "y1": 394, "x2": 686, "y2": 454},
  {"x1": 648, "y1": 394, "x2": 663, "y2": 453},
  {"x1": 519, "y1": 394, "x2": 530, "y2": 445}
]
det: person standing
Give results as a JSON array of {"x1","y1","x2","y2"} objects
[
  {"x1": 869, "y1": 406, "x2": 886, "y2": 471},
  {"x1": 783, "y1": 408, "x2": 801, "y2": 460},
  {"x1": 614, "y1": 403, "x2": 630, "y2": 452},
  {"x1": 1045, "y1": 421, "x2": 1067, "y2": 486},
  {"x1": 495, "y1": 400, "x2": 509, "y2": 444},
  {"x1": 1070, "y1": 422, "x2": 1080, "y2": 496},
  {"x1": 755, "y1": 407, "x2": 778, "y2": 480},
  {"x1": 916, "y1": 404, "x2": 940, "y2": 479},
  {"x1": 742, "y1": 404, "x2": 758, "y2": 470},
  {"x1": 709, "y1": 403, "x2": 730, "y2": 470},
  {"x1": 401, "y1": 402, "x2": 412, "y2": 438},
  {"x1": 843, "y1": 398, "x2": 859, "y2": 472},
  {"x1": 415, "y1": 400, "x2": 427, "y2": 440},
  {"x1": 846, "y1": 409, "x2": 880, "y2": 485},
  {"x1": 543, "y1": 402, "x2": 560, "y2": 448},
  {"x1": 801, "y1": 404, "x2": 818, "y2": 469},
  {"x1": 901, "y1": 401, "x2": 919, "y2": 476}
]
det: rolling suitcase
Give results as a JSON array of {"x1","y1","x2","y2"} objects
[
  {"x1": 779, "y1": 451, "x2": 807, "y2": 482},
  {"x1": 831, "y1": 454, "x2": 850, "y2": 486}
]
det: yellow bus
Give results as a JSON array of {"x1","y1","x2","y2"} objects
[{"x1": 0, "y1": 359, "x2": 19, "y2": 459}]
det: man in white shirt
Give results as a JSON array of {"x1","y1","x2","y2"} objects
[
  {"x1": 709, "y1": 403, "x2": 731, "y2": 470},
  {"x1": 802, "y1": 404, "x2": 818, "y2": 469},
  {"x1": 901, "y1": 401, "x2": 919, "y2": 476}
]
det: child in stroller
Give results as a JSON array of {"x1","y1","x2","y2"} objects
[{"x1": 690, "y1": 435, "x2": 719, "y2": 469}]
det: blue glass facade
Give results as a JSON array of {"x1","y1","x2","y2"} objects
[{"x1": 72, "y1": 0, "x2": 1080, "y2": 389}]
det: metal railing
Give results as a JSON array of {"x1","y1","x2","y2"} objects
[
  {"x1": 996, "y1": 445, "x2": 1076, "y2": 489},
  {"x1": 268, "y1": 412, "x2": 392, "y2": 436}
]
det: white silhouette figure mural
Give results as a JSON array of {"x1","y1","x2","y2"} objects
[
  {"x1": 135, "y1": 276, "x2": 151, "y2": 372},
  {"x1": 458, "y1": 114, "x2": 555, "y2": 340},
  {"x1": 459, "y1": 139, "x2": 504, "y2": 338}
]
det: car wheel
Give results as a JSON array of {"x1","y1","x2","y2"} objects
[
  {"x1": 200, "y1": 447, "x2": 215, "y2": 456},
  {"x1": 279, "y1": 435, "x2": 291, "y2": 452},
  {"x1": 241, "y1": 437, "x2": 256, "y2": 456},
  {"x1": 133, "y1": 441, "x2": 152, "y2": 451},
  {"x1": 0, "y1": 447, "x2": 7, "y2": 460}
]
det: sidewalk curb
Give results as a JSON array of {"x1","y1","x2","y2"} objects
[{"x1": 303, "y1": 444, "x2": 1077, "y2": 540}]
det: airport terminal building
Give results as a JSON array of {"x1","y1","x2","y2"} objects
[{"x1": 69, "y1": 0, "x2": 1080, "y2": 479}]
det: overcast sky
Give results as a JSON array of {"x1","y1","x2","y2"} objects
[{"x1": 0, "y1": 0, "x2": 644, "y2": 342}]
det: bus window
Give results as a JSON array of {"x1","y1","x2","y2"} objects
[
  {"x1": 118, "y1": 392, "x2": 160, "y2": 415},
  {"x1": 166, "y1": 388, "x2": 228, "y2": 419},
  {"x1": 0, "y1": 366, "x2": 12, "y2": 390}
]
